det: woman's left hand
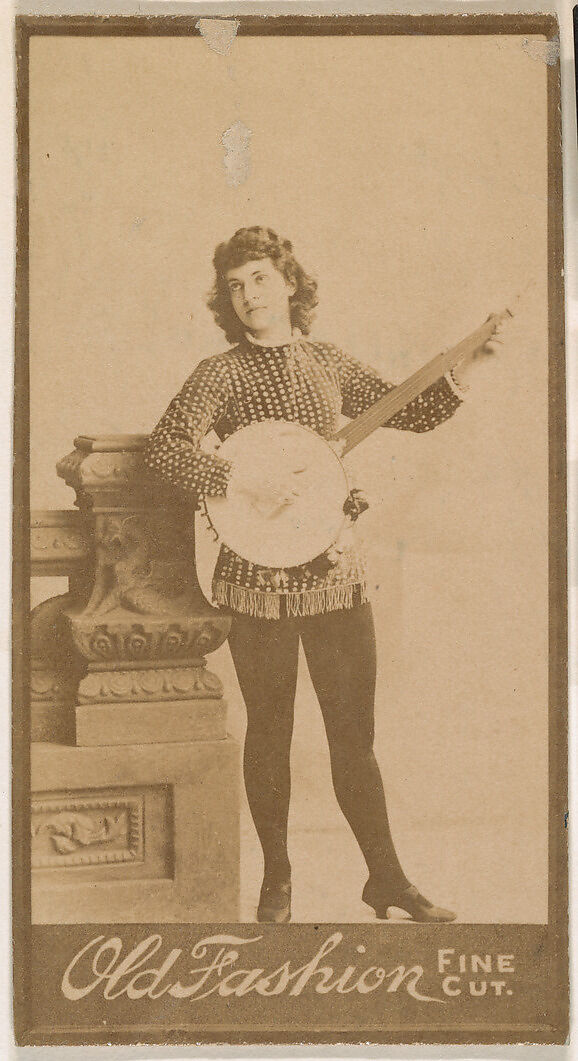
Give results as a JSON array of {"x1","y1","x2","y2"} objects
[{"x1": 451, "y1": 332, "x2": 502, "y2": 388}]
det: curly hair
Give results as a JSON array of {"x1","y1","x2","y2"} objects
[{"x1": 207, "y1": 226, "x2": 319, "y2": 344}]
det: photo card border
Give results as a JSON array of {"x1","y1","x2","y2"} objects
[{"x1": 12, "y1": 10, "x2": 568, "y2": 1046}]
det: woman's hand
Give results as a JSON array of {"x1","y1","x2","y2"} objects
[
  {"x1": 232, "y1": 463, "x2": 301, "y2": 508},
  {"x1": 451, "y1": 317, "x2": 503, "y2": 388}
]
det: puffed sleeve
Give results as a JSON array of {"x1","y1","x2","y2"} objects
[
  {"x1": 330, "y1": 346, "x2": 463, "y2": 433},
  {"x1": 144, "y1": 357, "x2": 233, "y2": 497}
]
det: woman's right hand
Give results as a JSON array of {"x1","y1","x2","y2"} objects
[{"x1": 231, "y1": 463, "x2": 301, "y2": 509}]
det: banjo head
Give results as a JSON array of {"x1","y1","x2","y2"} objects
[{"x1": 205, "y1": 420, "x2": 350, "y2": 569}]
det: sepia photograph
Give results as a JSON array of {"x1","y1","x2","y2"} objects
[{"x1": 12, "y1": 9, "x2": 568, "y2": 1046}]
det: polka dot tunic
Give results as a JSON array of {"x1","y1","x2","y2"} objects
[{"x1": 144, "y1": 336, "x2": 463, "y2": 619}]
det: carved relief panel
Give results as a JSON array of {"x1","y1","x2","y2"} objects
[{"x1": 32, "y1": 785, "x2": 173, "y2": 882}]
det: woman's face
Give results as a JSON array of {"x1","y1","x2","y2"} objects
[{"x1": 225, "y1": 257, "x2": 296, "y2": 340}]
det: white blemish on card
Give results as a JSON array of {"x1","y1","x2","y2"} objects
[
  {"x1": 521, "y1": 37, "x2": 559, "y2": 66},
  {"x1": 196, "y1": 18, "x2": 239, "y2": 57},
  {"x1": 221, "y1": 120, "x2": 252, "y2": 187}
]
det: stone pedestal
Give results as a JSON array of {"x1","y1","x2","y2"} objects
[
  {"x1": 31, "y1": 738, "x2": 239, "y2": 924},
  {"x1": 30, "y1": 510, "x2": 92, "y2": 743},
  {"x1": 31, "y1": 435, "x2": 240, "y2": 924},
  {"x1": 74, "y1": 666, "x2": 227, "y2": 746}
]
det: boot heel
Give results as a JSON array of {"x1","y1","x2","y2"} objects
[
  {"x1": 362, "y1": 881, "x2": 456, "y2": 923},
  {"x1": 362, "y1": 896, "x2": 391, "y2": 919},
  {"x1": 257, "y1": 880, "x2": 292, "y2": 923}
]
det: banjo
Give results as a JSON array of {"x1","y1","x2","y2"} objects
[{"x1": 204, "y1": 309, "x2": 511, "y2": 569}]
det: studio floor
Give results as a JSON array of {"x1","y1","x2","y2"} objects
[
  {"x1": 238, "y1": 803, "x2": 549, "y2": 925},
  {"x1": 214, "y1": 642, "x2": 549, "y2": 927}
]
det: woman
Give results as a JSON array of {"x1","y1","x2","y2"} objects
[{"x1": 145, "y1": 226, "x2": 488, "y2": 924}]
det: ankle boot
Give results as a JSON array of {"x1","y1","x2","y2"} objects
[
  {"x1": 257, "y1": 879, "x2": 292, "y2": 923},
  {"x1": 362, "y1": 880, "x2": 456, "y2": 922}
]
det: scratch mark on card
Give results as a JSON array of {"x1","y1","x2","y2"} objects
[
  {"x1": 197, "y1": 18, "x2": 240, "y2": 56},
  {"x1": 521, "y1": 37, "x2": 559, "y2": 66},
  {"x1": 221, "y1": 120, "x2": 252, "y2": 187}
]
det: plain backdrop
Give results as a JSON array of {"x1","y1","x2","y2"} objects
[{"x1": 28, "y1": 31, "x2": 549, "y2": 921}]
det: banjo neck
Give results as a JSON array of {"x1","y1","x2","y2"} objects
[{"x1": 334, "y1": 308, "x2": 511, "y2": 456}]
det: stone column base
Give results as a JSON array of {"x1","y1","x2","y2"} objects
[
  {"x1": 31, "y1": 737, "x2": 240, "y2": 924},
  {"x1": 75, "y1": 699, "x2": 227, "y2": 746}
]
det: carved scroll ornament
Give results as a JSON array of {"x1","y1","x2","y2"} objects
[{"x1": 31, "y1": 796, "x2": 144, "y2": 868}]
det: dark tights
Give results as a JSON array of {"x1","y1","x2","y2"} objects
[{"x1": 228, "y1": 603, "x2": 409, "y2": 893}]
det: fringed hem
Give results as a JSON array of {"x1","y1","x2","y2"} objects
[{"x1": 213, "y1": 580, "x2": 368, "y2": 620}]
